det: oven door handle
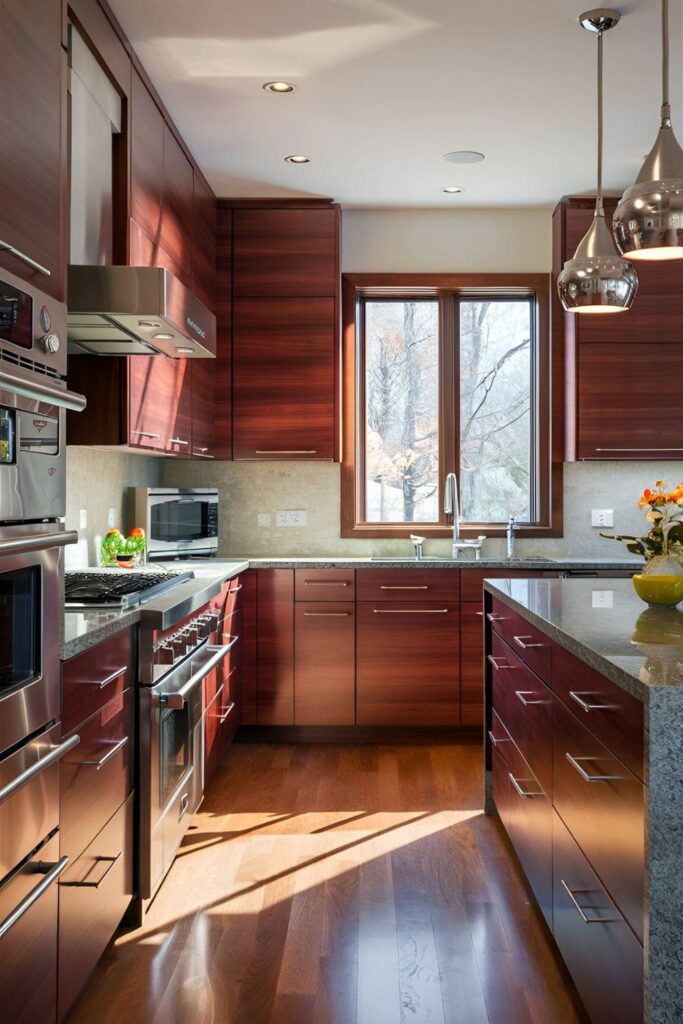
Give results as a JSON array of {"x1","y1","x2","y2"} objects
[
  {"x1": 0, "y1": 856, "x2": 69, "y2": 941},
  {"x1": 0, "y1": 529, "x2": 78, "y2": 557},
  {"x1": 158, "y1": 638, "x2": 237, "y2": 710},
  {"x1": 0, "y1": 366, "x2": 87, "y2": 412},
  {"x1": 0, "y1": 734, "x2": 80, "y2": 806}
]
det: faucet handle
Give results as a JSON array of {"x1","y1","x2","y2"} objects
[
  {"x1": 507, "y1": 514, "x2": 517, "y2": 530},
  {"x1": 409, "y1": 534, "x2": 426, "y2": 559}
]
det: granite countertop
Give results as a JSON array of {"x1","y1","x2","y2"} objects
[
  {"x1": 484, "y1": 576, "x2": 683, "y2": 703},
  {"x1": 237, "y1": 556, "x2": 642, "y2": 571}
]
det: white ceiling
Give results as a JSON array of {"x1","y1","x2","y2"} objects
[{"x1": 107, "y1": 0, "x2": 681, "y2": 208}]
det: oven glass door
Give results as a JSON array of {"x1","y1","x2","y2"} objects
[
  {"x1": 159, "y1": 703, "x2": 193, "y2": 806},
  {"x1": 150, "y1": 498, "x2": 212, "y2": 545},
  {"x1": 0, "y1": 565, "x2": 40, "y2": 696}
]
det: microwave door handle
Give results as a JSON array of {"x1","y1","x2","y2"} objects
[
  {"x1": 157, "y1": 638, "x2": 238, "y2": 710},
  {"x1": 0, "y1": 366, "x2": 86, "y2": 412},
  {"x1": 0, "y1": 529, "x2": 78, "y2": 557}
]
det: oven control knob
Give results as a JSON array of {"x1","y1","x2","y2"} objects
[
  {"x1": 182, "y1": 627, "x2": 200, "y2": 646},
  {"x1": 42, "y1": 333, "x2": 60, "y2": 354},
  {"x1": 170, "y1": 636, "x2": 190, "y2": 657},
  {"x1": 156, "y1": 644, "x2": 176, "y2": 665}
]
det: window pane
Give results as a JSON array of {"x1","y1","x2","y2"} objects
[
  {"x1": 459, "y1": 299, "x2": 532, "y2": 523},
  {"x1": 364, "y1": 300, "x2": 439, "y2": 523}
]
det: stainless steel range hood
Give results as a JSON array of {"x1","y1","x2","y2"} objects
[{"x1": 67, "y1": 265, "x2": 216, "y2": 358}]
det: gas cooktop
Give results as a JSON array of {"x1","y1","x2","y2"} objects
[{"x1": 64, "y1": 568, "x2": 194, "y2": 610}]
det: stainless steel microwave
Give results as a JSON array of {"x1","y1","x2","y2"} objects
[{"x1": 132, "y1": 487, "x2": 219, "y2": 559}]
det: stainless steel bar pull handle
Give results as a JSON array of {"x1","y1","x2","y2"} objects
[
  {"x1": 159, "y1": 639, "x2": 237, "y2": 709},
  {"x1": 373, "y1": 608, "x2": 449, "y2": 614},
  {"x1": 0, "y1": 856, "x2": 69, "y2": 940},
  {"x1": 88, "y1": 666, "x2": 127, "y2": 690},
  {"x1": 0, "y1": 734, "x2": 80, "y2": 806},
  {"x1": 305, "y1": 580, "x2": 349, "y2": 586},
  {"x1": 304, "y1": 611, "x2": 351, "y2": 617},
  {"x1": 78, "y1": 735, "x2": 129, "y2": 769},
  {"x1": 0, "y1": 367, "x2": 87, "y2": 411},
  {"x1": 560, "y1": 880, "x2": 620, "y2": 924},
  {"x1": 380, "y1": 585, "x2": 429, "y2": 590},
  {"x1": 169, "y1": 437, "x2": 189, "y2": 445},
  {"x1": 569, "y1": 691, "x2": 615, "y2": 713},
  {"x1": 514, "y1": 690, "x2": 547, "y2": 706},
  {"x1": 508, "y1": 773, "x2": 543, "y2": 799},
  {"x1": 219, "y1": 701, "x2": 236, "y2": 724},
  {"x1": 0, "y1": 529, "x2": 78, "y2": 557},
  {"x1": 255, "y1": 449, "x2": 317, "y2": 454},
  {"x1": 0, "y1": 238, "x2": 51, "y2": 276},
  {"x1": 486, "y1": 613, "x2": 509, "y2": 622},
  {"x1": 488, "y1": 730, "x2": 511, "y2": 748},
  {"x1": 487, "y1": 655, "x2": 516, "y2": 670},
  {"x1": 131, "y1": 430, "x2": 160, "y2": 440},
  {"x1": 60, "y1": 853, "x2": 122, "y2": 889},
  {"x1": 513, "y1": 635, "x2": 544, "y2": 649},
  {"x1": 565, "y1": 753, "x2": 622, "y2": 782}
]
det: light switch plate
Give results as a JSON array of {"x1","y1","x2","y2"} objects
[
  {"x1": 107, "y1": 507, "x2": 116, "y2": 528},
  {"x1": 257, "y1": 513, "x2": 272, "y2": 528},
  {"x1": 79, "y1": 508, "x2": 87, "y2": 530},
  {"x1": 592, "y1": 590, "x2": 614, "y2": 608},
  {"x1": 276, "y1": 510, "x2": 307, "y2": 527},
  {"x1": 591, "y1": 509, "x2": 614, "y2": 528}
]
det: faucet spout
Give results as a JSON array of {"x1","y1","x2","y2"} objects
[{"x1": 444, "y1": 472, "x2": 460, "y2": 551}]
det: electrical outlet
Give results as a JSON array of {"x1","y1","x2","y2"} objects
[
  {"x1": 107, "y1": 507, "x2": 116, "y2": 528},
  {"x1": 79, "y1": 508, "x2": 87, "y2": 530},
  {"x1": 591, "y1": 509, "x2": 614, "y2": 528},
  {"x1": 276, "y1": 510, "x2": 307, "y2": 527},
  {"x1": 592, "y1": 590, "x2": 614, "y2": 609},
  {"x1": 257, "y1": 513, "x2": 272, "y2": 528}
]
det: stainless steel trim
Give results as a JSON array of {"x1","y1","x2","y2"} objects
[
  {"x1": 0, "y1": 367, "x2": 86, "y2": 411},
  {"x1": 169, "y1": 437, "x2": 189, "y2": 446},
  {"x1": 255, "y1": 450, "x2": 317, "y2": 454},
  {"x1": 513, "y1": 635, "x2": 545, "y2": 649},
  {"x1": 486, "y1": 613, "x2": 509, "y2": 622},
  {"x1": 475, "y1": 611, "x2": 484, "y2": 617},
  {"x1": 78, "y1": 735, "x2": 129, "y2": 769},
  {"x1": 218, "y1": 701, "x2": 235, "y2": 725},
  {"x1": 60, "y1": 853, "x2": 121, "y2": 889},
  {"x1": 560, "y1": 879, "x2": 620, "y2": 924},
  {"x1": 569, "y1": 691, "x2": 616, "y2": 712},
  {"x1": 0, "y1": 735, "x2": 80, "y2": 806},
  {"x1": 488, "y1": 730, "x2": 511, "y2": 747},
  {"x1": 227, "y1": 584, "x2": 243, "y2": 594},
  {"x1": 304, "y1": 580, "x2": 349, "y2": 587},
  {"x1": 0, "y1": 239, "x2": 51, "y2": 277},
  {"x1": 487, "y1": 655, "x2": 516, "y2": 670},
  {"x1": 508, "y1": 773, "x2": 543, "y2": 799},
  {"x1": 131, "y1": 431, "x2": 160, "y2": 440},
  {"x1": 0, "y1": 856, "x2": 69, "y2": 940},
  {"x1": 304, "y1": 611, "x2": 351, "y2": 617},
  {"x1": 0, "y1": 530, "x2": 78, "y2": 557},
  {"x1": 380, "y1": 585, "x2": 429, "y2": 590},
  {"x1": 90, "y1": 666, "x2": 127, "y2": 690},
  {"x1": 373, "y1": 608, "x2": 449, "y2": 614},
  {"x1": 514, "y1": 690, "x2": 547, "y2": 706},
  {"x1": 594, "y1": 447, "x2": 683, "y2": 452},
  {"x1": 158, "y1": 640, "x2": 235, "y2": 709},
  {"x1": 565, "y1": 752, "x2": 623, "y2": 782}
]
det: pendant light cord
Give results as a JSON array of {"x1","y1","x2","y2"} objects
[
  {"x1": 662, "y1": 0, "x2": 671, "y2": 121},
  {"x1": 596, "y1": 29, "x2": 603, "y2": 208}
]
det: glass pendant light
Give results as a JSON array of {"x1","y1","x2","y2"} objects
[
  {"x1": 613, "y1": 0, "x2": 683, "y2": 259},
  {"x1": 558, "y1": 10, "x2": 638, "y2": 314}
]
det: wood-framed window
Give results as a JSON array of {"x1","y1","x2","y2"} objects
[{"x1": 341, "y1": 273, "x2": 562, "y2": 539}]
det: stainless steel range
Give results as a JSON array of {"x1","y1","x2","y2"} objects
[{"x1": 64, "y1": 567, "x2": 193, "y2": 609}]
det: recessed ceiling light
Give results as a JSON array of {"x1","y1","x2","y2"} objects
[
  {"x1": 284, "y1": 154, "x2": 311, "y2": 164},
  {"x1": 175, "y1": 346, "x2": 195, "y2": 354},
  {"x1": 442, "y1": 186, "x2": 464, "y2": 194},
  {"x1": 443, "y1": 150, "x2": 485, "y2": 164},
  {"x1": 263, "y1": 81, "x2": 296, "y2": 94}
]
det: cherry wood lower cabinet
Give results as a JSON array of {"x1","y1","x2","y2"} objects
[
  {"x1": 460, "y1": 604, "x2": 485, "y2": 725},
  {"x1": 294, "y1": 603, "x2": 355, "y2": 725},
  {"x1": 256, "y1": 570, "x2": 294, "y2": 725}
]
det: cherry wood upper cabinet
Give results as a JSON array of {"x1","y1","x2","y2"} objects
[
  {"x1": 192, "y1": 170, "x2": 217, "y2": 310},
  {"x1": 232, "y1": 297, "x2": 337, "y2": 459},
  {"x1": 0, "y1": 0, "x2": 65, "y2": 298},
  {"x1": 128, "y1": 356, "x2": 191, "y2": 455},
  {"x1": 160, "y1": 124, "x2": 194, "y2": 280},
  {"x1": 233, "y1": 208, "x2": 339, "y2": 297},
  {"x1": 130, "y1": 68, "x2": 164, "y2": 248},
  {"x1": 190, "y1": 357, "x2": 216, "y2": 461},
  {"x1": 213, "y1": 206, "x2": 232, "y2": 459}
]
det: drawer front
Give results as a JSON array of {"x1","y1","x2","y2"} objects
[
  {"x1": 491, "y1": 743, "x2": 511, "y2": 831},
  {"x1": 460, "y1": 603, "x2": 485, "y2": 726},
  {"x1": 505, "y1": 738, "x2": 553, "y2": 928},
  {"x1": 0, "y1": 722, "x2": 61, "y2": 880},
  {"x1": 294, "y1": 602, "x2": 355, "y2": 725},
  {"x1": 490, "y1": 634, "x2": 553, "y2": 795},
  {"x1": 204, "y1": 685, "x2": 237, "y2": 782},
  {"x1": 552, "y1": 811, "x2": 643, "y2": 1024},
  {"x1": 0, "y1": 834, "x2": 60, "y2": 1024},
  {"x1": 61, "y1": 689, "x2": 134, "y2": 862},
  {"x1": 223, "y1": 576, "x2": 243, "y2": 620},
  {"x1": 553, "y1": 698, "x2": 644, "y2": 941},
  {"x1": 552, "y1": 643, "x2": 644, "y2": 781},
  {"x1": 489, "y1": 596, "x2": 551, "y2": 681},
  {"x1": 461, "y1": 569, "x2": 542, "y2": 602},
  {"x1": 58, "y1": 795, "x2": 134, "y2": 1020},
  {"x1": 62, "y1": 628, "x2": 134, "y2": 736},
  {"x1": 356, "y1": 569, "x2": 459, "y2": 604},
  {"x1": 294, "y1": 568, "x2": 355, "y2": 602}
]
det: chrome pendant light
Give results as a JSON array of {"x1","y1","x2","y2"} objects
[
  {"x1": 613, "y1": 0, "x2": 683, "y2": 260},
  {"x1": 558, "y1": 10, "x2": 638, "y2": 314}
]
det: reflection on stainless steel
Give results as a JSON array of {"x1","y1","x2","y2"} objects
[
  {"x1": 444, "y1": 472, "x2": 486, "y2": 559},
  {"x1": 0, "y1": 267, "x2": 67, "y2": 377},
  {"x1": 132, "y1": 487, "x2": 219, "y2": 561}
]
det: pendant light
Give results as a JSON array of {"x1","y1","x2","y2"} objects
[
  {"x1": 558, "y1": 10, "x2": 638, "y2": 314},
  {"x1": 613, "y1": 0, "x2": 683, "y2": 259}
]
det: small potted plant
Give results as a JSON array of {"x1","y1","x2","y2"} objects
[{"x1": 602, "y1": 481, "x2": 683, "y2": 606}]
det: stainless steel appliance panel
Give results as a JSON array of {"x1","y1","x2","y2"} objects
[
  {"x1": 0, "y1": 267, "x2": 67, "y2": 377},
  {"x1": 132, "y1": 487, "x2": 219, "y2": 559}
]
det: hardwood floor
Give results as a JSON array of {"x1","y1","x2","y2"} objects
[{"x1": 68, "y1": 743, "x2": 587, "y2": 1024}]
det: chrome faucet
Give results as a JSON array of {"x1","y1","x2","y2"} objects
[
  {"x1": 506, "y1": 515, "x2": 517, "y2": 559},
  {"x1": 444, "y1": 472, "x2": 486, "y2": 559},
  {"x1": 410, "y1": 534, "x2": 425, "y2": 560}
]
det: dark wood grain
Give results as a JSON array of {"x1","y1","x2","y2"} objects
[
  {"x1": 61, "y1": 628, "x2": 133, "y2": 737},
  {"x1": 356, "y1": 568, "x2": 460, "y2": 603},
  {"x1": 128, "y1": 217, "x2": 182, "y2": 277},
  {"x1": 0, "y1": 0, "x2": 65, "y2": 298},
  {"x1": 256, "y1": 569, "x2": 294, "y2": 725},
  {"x1": 190, "y1": 357, "x2": 216, "y2": 460},
  {"x1": 160, "y1": 123, "x2": 194, "y2": 280},
  {"x1": 294, "y1": 602, "x2": 355, "y2": 725},
  {"x1": 294, "y1": 568, "x2": 355, "y2": 602},
  {"x1": 489, "y1": 596, "x2": 551, "y2": 681},
  {"x1": 213, "y1": 205, "x2": 232, "y2": 460},
  {"x1": 130, "y1": 68, "x2": 163, "y2": 247},
  {"x1": 192, "y1": 169, "x2": 217, "y2": 311},
  {"x1": 233, "y1": 208, "x2": 338, "y2": 297},
  {"x1": 232, "y1": 297, "x2": 336, "y2": 460},
  {"x1": 460, "y1": 603, "x2": 485, "y2": 726},
  {"x1": 356, "y1": 602, "x2": 460, "y2": 726},
  {"x1": 67, "y1": 0, "x2": 131, "y2": 95},
  {"x1": 128, "y1": 355, "x2": 191, "y2": 454},
  {"x1": 504, "y1": 735, "x2": 553, "y2": 928},
  {"x1": 240, "y1": 570, "x2": 258, "y2": 724}
]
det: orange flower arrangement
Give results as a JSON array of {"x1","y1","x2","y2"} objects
[{"x1": 602, "y1": 481, "x2": 683, "y2": 566}]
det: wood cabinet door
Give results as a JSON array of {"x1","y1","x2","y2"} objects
[
  {"x1": 160, "y1": 124, "x2": 193, "y2": 280},
  {"x1": 294, "y1": 603, "x2": 355, "y2": 725},
  {"x1": 356, "y1": 602, "x2": 460, "y2": 726},
  {"x1": 460, "y1": 603, "x2": 485, "y2": 726},
  {"x1": 232, "y1": 297, "x2": 336, "y2": 459},
  {"x1": 0, "y1": 0, "x2": 64, "y2": 298},
  {"x1": 190, "y1": 357, "x2": 216, "y2": 460},
  {"x1": 128, "y1": 356, "x2": 191, "y2": 454},
  {"x1": 214, "y1": 206, "x2": 232, "y2": 460},
  {"x1": 233, "y1": 208, "x2": 338, "y2": 297},
  {"x1": 577, "y1": 342, "x2": 683, "y2": 458},
  {"x1": 256, "y1": 570, "x2": 294, "y2": 725},
  {"x1": 192, "y1": 170, "x2": 217, "y2": 310},
  {"x1": 505, "y1": 738, "x2": 553, "y2": 928},
  {"x1": 130, "y1": 69, "x2": 163, "y2": 249}
]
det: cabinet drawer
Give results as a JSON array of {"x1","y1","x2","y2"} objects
[
  {"x1": 294, "y1": 602, "x2": 355, "y2": 725},
  {"x1": 0, "y1": 722, "x2": 61, "y2": 880},
  {"x1": 58, "y1": 795, "x2": 134, "y2": 1020},
  {"x1": 552, "y1": 810, "x2": 643, "y2": 1024},
  {"x1": 460, "y1": 603, "x2": 485, "y2": 726},
  {"x1": 357, "y1": 569, "x2": 459, "y2": 603},
  {"x1": 62, "y1": 628, "x2": 134, "y2": 736},
  {"x1": 505, "y1": 739, "x2": 553, "y2": 928},
  {"x1": 490, "y1": 711, "x2": 514, "y2": 829},
  {"x1": 461, "y1": 569, "x2": 541, "y2": 602},
  {"x1": 553, "y1": 698, "x2": 644, "y2": 941},
  {"x1": 490, "y1": 634, "x2": 553, "y2": 795},
  {"x1": 488, "y1": 597, "x2": 551, "y2": 681},
  {"x1": 294, "y1": 568, "x2": 355, "y2": 602},
  {"x1": 60, "y1": 689, "x2": 134, "y2": 862},
  {"x1": 552, "y1": 643, "x2": 644, "y2": 781}
]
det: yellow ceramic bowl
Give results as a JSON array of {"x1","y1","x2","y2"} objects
[{"x1": 632, "y1": 574, "x2": 683, "y2": 607}]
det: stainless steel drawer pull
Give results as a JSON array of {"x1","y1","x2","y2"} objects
[
  {"x1": 487, "y1": 655, "x2": 516, "y2": 670},
  {"x1": 475, "y1": 611, "x2": 484, "y2": 617},
  {"x1": 560, "y1": 880, "x2": 620, "y2": 924},
  {"x1": 569, "y1": 691, "x2": 615, "y2": 713},
  {"x1": 219, "y1": 701, "x2": 236, "y2": 724},
  {"x1": 594, "y1": 447, "x2": 683, "y2": 452},
  {"x1": 380, "y1": 585, "x2": 429, "y2": 590},
  {"x1": 159, "y1": 639, "x2": 236, "y2": 709},
  {"x1": 486, "y1": 613, "x2": 509, "y2": 622},
  {"x1": 514, "y1": 690, "x2": 547, "y2": 706},
  {"x1": 194, "y1": 451, "x2": 215, "y2": 459},
  {"x1": 0, "y1": 734, "x2": 80, "y2": 806},
  {"x1": 373, "y1": 608, "x2": 449, "y2": 614},
  {"x1": 79, "y1": 735, "x2": 129, "y2": 770},
  {"x1": 169, "y1": 437, "x2": 189, "y2": 445},
  {"x1": 131, "y1": 430, "x2": 160, "y2": 440},
  {"x1": 0, "y1": 529, "x2": 78, "y2": 557},
  {"x1": 488, "y1": 730, "x2": 511, "y2": 747},
  {"x1": 0, "y1": 238, "x2": 51, "y2": 276},
  {"x1": 90, "y1": 666, "x2": 127, "y2": 690},
  {"x1": 565, "y1": 753, "x2": 622, "y2": 782},
  {"x1": 255, "y1": 449, "x2": 317, "y2": 454},
  {"x1": 508, "y1": 773, "x2": 543, "y2": 799},
  {"x1": 513, "y1": 635, "x2": 544, "y2": 649},
  {"x1": 227, "y1": 584, "x2": 243, "y2": 594},
  {"x1": 304, "y1": 611, "x2": 351, "y2": 617},
  {"x1": 0, "y1": 856, "x2": 69, "y2": 940},
  {"x1": 60, "y1": 853, "x2": 122, "y2": 889},
  {"x1": 305, "y1": 580, "x2": 350, "y2": 586}
]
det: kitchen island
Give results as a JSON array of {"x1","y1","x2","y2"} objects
[{"x1": 484, "y1": 576, "x2": 682, "y2": 1024}]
